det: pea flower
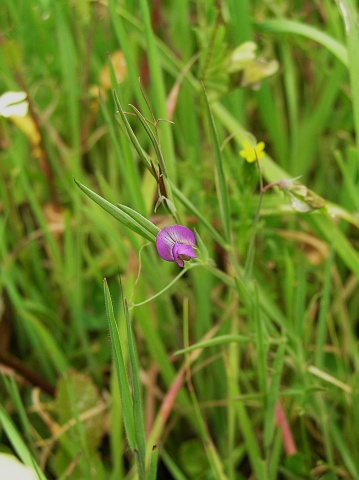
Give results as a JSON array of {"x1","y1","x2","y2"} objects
[
  {"x1": 156, "y1": 225, "x2": 196, "y2": 268},
  {"x1": 239, "y1": 140, "x2": 265, "y2": 163}
]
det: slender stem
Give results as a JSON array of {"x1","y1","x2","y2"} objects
[
  {"x1": 244, "y1": 155, "x2": 264, "y2": 279},
  {"x1": 0, "y1": 350, "x2": 55, "y2": 397},
  {"x1": 129, "y1": 264, "x2": 198, "y2": 309}
]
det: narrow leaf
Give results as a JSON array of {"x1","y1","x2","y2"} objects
[
  {"x1": 255, "y1": 19, "x2": 348, "y2": 66},
  {"x1": 129, "y1": 104, "x2": 168, "y2": 178},
  {"x1": 263, "y1": 342, "x2": 286, "y2": 451},
  {"x1": 117, "y1": 204, "x2": 160, "y2": 238},
  {"x1": 147, "y1": 445, "x2": 159, "y2": 480},
  {"x1": 103, "y1": 279, "x2": 136, "y2": 450},
  {"x1": 74, "y1": 178, "x2": 156, "y2": 242},
  {"x1": 0, "y1": 405, "x2": 47, "y2": 480},
  {"x1": 113, "y1": 91, "x2": 153, "y2": 172},
  {"x1": 174, "y1": 335, "x2": 252, "y2": 355},
  {"x1": 122, "y1": 293, "x2": 146, "y2": 476},
  {"x1": 99, "y1": 80, "x2": 145, "y2": 214},
  {"x1": 202, "y1": 84, "x2": 231, "y2": 242}
]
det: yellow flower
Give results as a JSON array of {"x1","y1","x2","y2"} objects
[{"x1": 239, "y1": 140, "x2": 265, "y2": 163}]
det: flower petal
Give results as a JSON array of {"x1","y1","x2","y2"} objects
[
  {"x1": 256, "y1": 141, "x2": 265, "y2": 159},
  {"x1": 172, "y1": 243, "x2": 197, "y2": 268},
  {"x1": 0, "y1": 91, "x2": 29, "y2": 118},
  {"x1": 156, "y1": 225, "x2": 196, "y2": 264},
  {"x1": 156, "y1": 230, "x2": 175, "y2": 261},
  {"x1": 239, "y1": 140, "x2": 265, "y2": 163},
  {"x1": 0, "y1": 453, "x2": 37, "y2": 480}
]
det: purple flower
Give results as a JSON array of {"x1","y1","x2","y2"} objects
[{"x1": 156, "y1": 225, "x2": 197, "y2": 268}]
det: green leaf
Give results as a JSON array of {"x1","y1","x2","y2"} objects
[
  {"x1": 117, "y1": 204, "x2": 160, "y2": 238},
  {"x1": 255, "y1": 19, "x2": 348, "y2": 66},
  {"x1": 104, "y1": 279, "x2": 136, "y2": 450},
  {"x1": 112, "y1": 91, "x2": 153, "y2": 173},
  {"x1": 74, "y1": 178, "x2": 157, "y2": 242},
  {"x1": 174, "y1": 335, "x2": 252, "y2": 355},
  {"x1": 0, "y1": 405, "x2": 47, "y2": 480},
  {"x1": 99, "y1": 81, "x2": 145, "y2": 215},
  {"x1": 122, "y1": 292, "x2": 146, "y2": 477},
  {"x1": 147, "y1": 445, "x2": 159, "y2": 480},
  {"x1": 129, "y1": 104, "x2": 168, "y2": 178},
  {"x1": 137, "y1": 0, "x2": 176, "y2": 180},
  {"x1": 202, "y1": 84, "x2": 231, "y2": 243},
  {"x1": 263, "y1": 342, "x2": 286, "y2": 452},
  {"x1": 338, "y1": 0, "x2": 359, "y2": 164}
]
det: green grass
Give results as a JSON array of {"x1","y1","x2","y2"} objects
[{"x1": 1, "y1": 1, "x2": 359, "y2": 479}]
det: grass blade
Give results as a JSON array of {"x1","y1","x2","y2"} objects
[
  {"x1": 99, "y1": 87, "x2": 145, "y2": 215},
  {"x1": 174, "y1": 335, "x2": 252, "y2": 355},
  {"x1": 113, "y1": 90, "x2": 153, "y2": 173},
  {"x1": 263, "y1": 342, "x2": 286, "y2": 453},
  {"x1": 256, "y1": 19, "x2": 348, "y2": 66},
  {"x1": 202, "y1": 85, "x2": 231, "y2": 243},
  {"x1": 337, "y1": 0, "x2": 359, "y2": 168},
  {"x1": 107, "y1": 0, "x2": 148, "y2": 114},
  {"x1": 0, "y1": 405, "x2": 47, "y2": 480},
  {"x1": 103, "y1": 279, "x2": 136, "y2": 451},
  {"x1": 122, "y1": 293, "x2": 146, "y2": 477},
  {"x1": 129, "y1": 104, "x2": 168, "y2": 178},
  {"x1": 138, "y1": 0, "x2": 176, "y2": 180},
  {"x1": 147, "y1": 445, "x2": 159, "y2": 480},
  {"x1": 314, "y1": 247, "x2": 334, "y2": 368}
]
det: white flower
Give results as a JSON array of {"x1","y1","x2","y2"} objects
[
  {"x1": 0, "y1": 453, "x2": 38, "y2": 480},
  {"x1": 0, "y1": 91, "x2": 29, "y2": 118}
]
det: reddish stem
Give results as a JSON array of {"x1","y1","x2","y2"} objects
[{"x1": 275, "y1": 400, "x2": 297, "y2": 456}]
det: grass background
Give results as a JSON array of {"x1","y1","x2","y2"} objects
[{"x1": 1, "y1": 0, "x2": 359, "y2": 479}]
